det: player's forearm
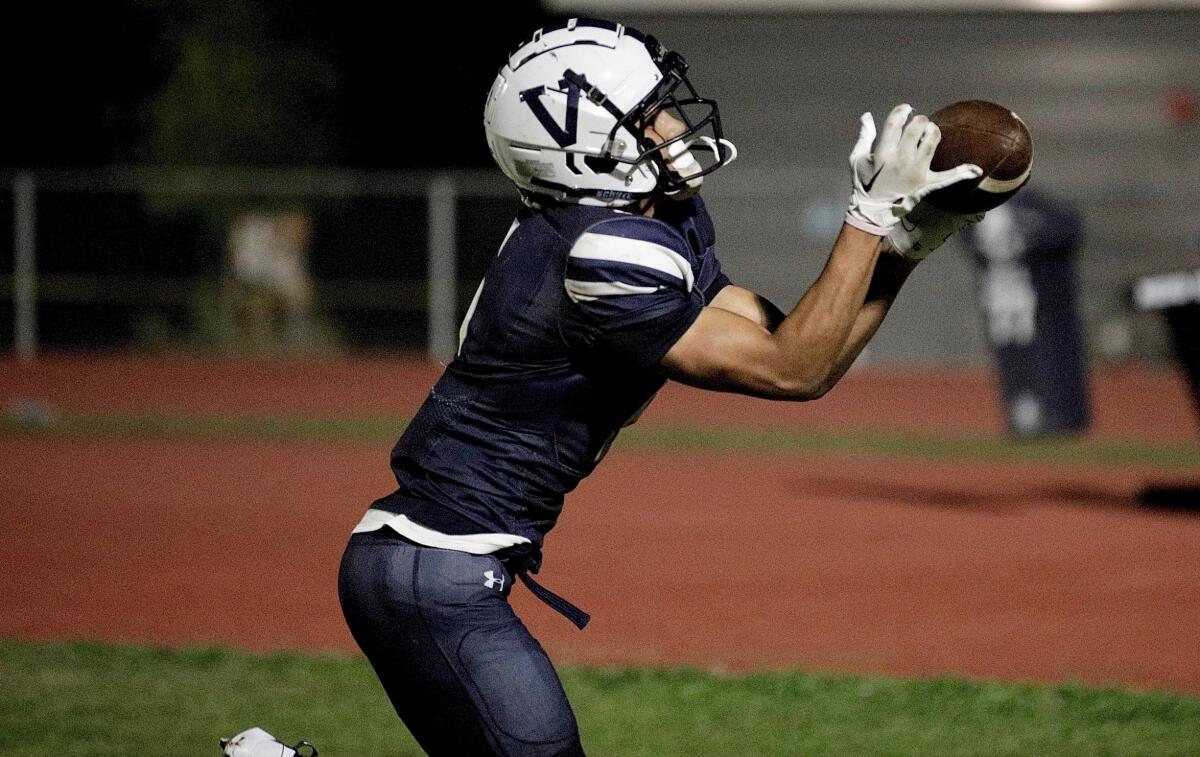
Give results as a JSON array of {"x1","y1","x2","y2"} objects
[
  {"x1": 823, "y1": 252, "x2": 917, "y2": 387},
  {"x1": 767, "y1": 224, "x2": 882, "y2": 395}
]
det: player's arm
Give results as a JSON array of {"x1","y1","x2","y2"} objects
[
  {"x1": 693, "y1": 247, "x2": 918, "y2": 398},
  {"x1": 708, "y1": 285, "x2": 786, "y2": 332},
  {"x1": 822, "y1": 249, "x2": 917, "y2": 386},
  {"x1": 820, "y1": 201, "x2": 987, "y2": 383},
  {"x1": 709, "y1": 244, "x2": 916, "y2": 338},
  {"x1": 706, "y1": 203, "x2": 985, "y2": 380},
  {"x1": 660, "y1": 104, "x2": 981, "y2": 401},
  {"x1": 661, "y1": 224, "x2": 884, "y2": 400}
]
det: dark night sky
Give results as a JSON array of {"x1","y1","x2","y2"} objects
[{"x1": 2, "y1": 1, "x2": 551, "y2": 169}]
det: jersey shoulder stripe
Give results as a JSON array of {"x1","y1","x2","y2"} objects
[
  {"x1": 569, "y1": 233, "x2": 694, "y2": 288},
  {"x1": 565, "y1": 217, "x2": 695, "y2": 307},
  {"x1": 576, "y1": 214, "x2": 692, "y2": 255},
  {"x1": 564, "y1": 277, "x2": 659, "y2": 303}
]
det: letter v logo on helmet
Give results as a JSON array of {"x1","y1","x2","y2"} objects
[{"x1": 520, "y1": 79, "x2": 581, "y2": 148}]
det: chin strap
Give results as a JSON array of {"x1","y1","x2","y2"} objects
[{"x1": 663, "y1": 136, "x2": 738, "y2": 199}]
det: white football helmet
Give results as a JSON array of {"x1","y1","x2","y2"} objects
[{"x1": 484, "y1": 18, "x2": 737, "y2": 207}]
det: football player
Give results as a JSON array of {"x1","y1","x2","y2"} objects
[{"x1": 337, "y1": 18, "x2": 982, "y2": 757}]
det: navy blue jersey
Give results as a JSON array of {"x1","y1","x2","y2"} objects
[{"x1": 374, "y1": 197, "x2": 729, "y2": 550}]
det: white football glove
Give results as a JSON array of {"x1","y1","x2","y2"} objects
[
  {"x1": 220, "y1": 727, "x2": 317, "y2": 757},
  {"x1": 885, "y1": 201, "x2": 985, "y2": 262},
  {"x1": 845, "y1": 104, "x2": 982, "y2": 236}
]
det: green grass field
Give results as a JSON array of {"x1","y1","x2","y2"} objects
[
  {"x1": 4, "y1": 408, "x2": 1198, "y2": 469},
  {"x1": 3, "y1": 639, "x2": 1200, "y2": 757}
]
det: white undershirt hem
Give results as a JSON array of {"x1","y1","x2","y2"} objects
[{"x1": 351, "y1": 508, "x2": 531, "y2": 555}]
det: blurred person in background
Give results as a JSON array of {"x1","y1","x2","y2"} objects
[
  {"x1": 336, "y1": 18, "x2": 983, "y2": 756},
  {"x1": 963, "y1": 187, "x2": 1090, "y2": 438},
  {"x1": 225, "y1": 210, "x2": 319, "y2": 351}
]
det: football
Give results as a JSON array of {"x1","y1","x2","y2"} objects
[{"x1": 923, "y1": 100, "x2": 1033, "y2": 214}]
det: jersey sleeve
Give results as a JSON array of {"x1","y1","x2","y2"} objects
[
  {"x1": 698, "y1": 254, "x2": 731, "y2": 303},
  {"x1": 674, "y1": 196, "x2": 730, "y2": 302},
  {"x1": 562, "y1": 216, "x2": 703, "y2": 369}
]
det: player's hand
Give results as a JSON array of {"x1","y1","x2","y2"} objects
[
  {"x1": 845, "y1": 104, "x2": 982, "y2": 236},
  {"x1": 884, "y1": 201, "x2": 985, "y2": 262}
]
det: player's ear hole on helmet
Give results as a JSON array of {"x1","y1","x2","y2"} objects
[{"x1": 584, "y1": 156, "x2": 619, "y2": 174}]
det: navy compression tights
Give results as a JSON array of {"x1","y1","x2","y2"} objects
[{"x1": 337, "y1": 529, "x2": 585, "y2": 757}]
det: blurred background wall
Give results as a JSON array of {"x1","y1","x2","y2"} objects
[
  {"x1": 602, "y1": 9, "x2": 1200, "y2": 364},
  {"x1": 1, "y1": 1, "x2": 1197, "y2": 365}
]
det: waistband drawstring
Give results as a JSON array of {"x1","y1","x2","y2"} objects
[
  {"x1": 516, "y1": 572, "x2": 590, "y2": 630},
  {"x1": 499, "y1": 542, "x2": 591, "y2": 630}
]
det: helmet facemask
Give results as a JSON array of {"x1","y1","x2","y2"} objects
[{"x1": 559, "y1": 36, "x2": 737, "y2": 203}]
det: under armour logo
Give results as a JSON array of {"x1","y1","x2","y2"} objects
[{"x1": 483, "y1": 570, "x2": 505, "y2": 591}]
